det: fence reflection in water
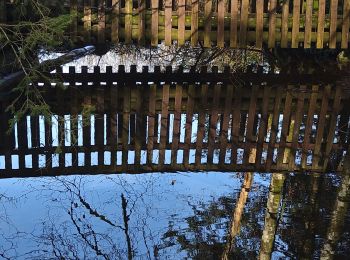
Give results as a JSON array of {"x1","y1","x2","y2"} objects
[{"x1": 0, "y1": 66, "x2": 349, "y2": 177}]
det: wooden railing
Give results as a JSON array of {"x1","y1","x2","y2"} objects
[
  {"x1": 1, "y1": 0, "x2": 350, "y2": 49},
  {"x1": 0, "y1": 66, "x2": 349, "y2": 178}
]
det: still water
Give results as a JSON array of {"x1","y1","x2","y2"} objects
[{"x1": 0, "y1": 171, "x2": 349, "y2": 259}]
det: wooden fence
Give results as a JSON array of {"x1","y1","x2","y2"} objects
[
  {"x1": 0, "y1": 66, "x2": 349, "y2": 178},
  {"x1": 1, "y1": 0, "x2": 350, "y2": 49}
]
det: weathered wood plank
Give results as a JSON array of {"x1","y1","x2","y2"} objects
[
  {"x1": 304, "y1": 0, "x2": 313, "y2": 48},
  {"x1": 277, "y1": 85, "x2": 293, "y2": 167},
  {"x1": 323, "y1": 86, "x2": 342, "y2": 169},
  {"x1": 281, "y1": 0, "x2": 290, "y2": 48},
  {"x1": 178, "y1": 0, "x2": 186, "y2": 45},
  {"x1": 208, "y1": 84, "x2": 221, "y2": 164},
  {"x1": 217, "y1": 0, "x2": 225, "y2": 47},
  {"x1": 138, "y1": 0, "x2": 145, "y2": 44},
  {"x1": 204, "y1": 0, "x2": 212, "y2": 47},
  {"x1": 231, "y1": 86, "x2": 242, "y2": 165},
  {"x1": 313, "y1": 85, "x2": 331, "y2": 169},
  {"x1": 301, "y1": 85, "x2": 318, "y2": 169},
  {"x1": 125, "y1": 0, "x2": 132, "y2": 43},
  {"x1": 266, "y1": 87, "x2": 282, "y2": 170},
  {"x1": 195, "y1": 84, "x2": 208, "y2": 166},
  {"x1": 267, "y1": 0, "x2": 276, "y2": 48},
  {"x1": 165, "y1": 0, "x2": 172, "y2": 45},
  {"x1": 230, "y1": 0, "x2": 238, "y2": 48},
  {"x1": 256, "y1": 86, "x2": 271, "y2": 169},
  {"x1": 239, "y1": 0, "x2": 249, "y2": 47},
  {"x1": 289, "y1": 85, "x2": 306, "y2": 170},
  {"x1": 191, "y1": 0, "x2": 199, "y2": 46},
  {"x1": 147, "y1": 85, "x2": 156, "y2": 165},
  {"x1": 329, "y1": 0, "x2": 339, "y2": 49},
  {"x1": 291, "y1": 0, "x2": 301, "y2": 48},
  {"x1": 151, "y1": 0, "x2": 159, "y2": 46},
  {"x1": 184, "y1": 84, "x2": 195, "y2": 167},
  {"x1": 159, "y1": 84, "x2": 170, "y2": 167},
  {"x1": 341, "y1": 0, "x2": 350, "y2": 49},
  {"x1": 172, "y1": 84, "x2": 182, "y2": 166},
  {"x1": 255, "y1": 0, "x2": 264, "y2": 49},
  {"x1": 219, "y1": 84, "x2": 233, "y2": 165},
  {"x1": 317, "y1": 0, "x2": 326, "y2": 48}
]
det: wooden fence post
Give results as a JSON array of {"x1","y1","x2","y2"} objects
[
  {"x1": 151, "y1": 0, "x2": 159, "y2": 46},
  {"x1": 125, "y1": 0, "x2": 132, "y2": 43},
  {"x1": 112, "y1": 0, "x2": 120, "y2": 43}
]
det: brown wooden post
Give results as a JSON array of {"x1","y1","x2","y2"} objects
[
  {"x1": 323, "y1": 86, "x2": 342, "y2": 169},
  {"x1": 112, "y1": 0, "x2": 120, "y2": 43},
  {"x1": 266, "y1": 87, "x2": 282, "y2": 170},
  {"x1": 281, "y1": 0, "x2": 289, "y2": 48},
  {"x1": 317, "y1": 0, "x2": 326, "y2": 48},
  {"x1": 243, "y1": 85, "x2": 258, "y2": 166},
  {"x1": 304, "y1": 0, "x2": 313, "y2": 48},
  {"x1": 267, "y1": 0, "x2": 276, "y2": 48},
  {"x1": 207, "y1": 84, "x2": 221, "y2": 165},
  {"x1": 147, "y1": 84, "x2": 156, "y2": 166},
  {"x1": 151, "y1": 0, "x2": 159, "y2": 46},
  {"x1": 289, "y1": 85, "x2": 306, "y2": 170},
  {"x1": 82, "y1": 66, "x2": 92, "y2": 167},
  {"x1": 217, "y1": 0, "x2": 225, "y2": 47},
  {"x1": 195, "y1": 83, "x2": 208, "y2": 166},
  {"x1": 301, "y1": 85, "x2": 318, "y2": 169},
  {"x1": 291, "y1": 0, "x2": 301, "y2": 48},
  {"x1": 98, "y1": 0, "x2": 106, "y2": 44},
  {"x1": 313, "y1": 85, "x2": 331, "y2": 170},
  {"x1": 122, "y1": 82, "x2": 131, "y2": 170},
  {"x1": 125, "y1": 0, "x2": 133, "y2": 43},
  {"x1": 164, "y1": 0, "x2": 172, "y2": 45},
  {"x1": 230, "y1": 86, "x2": 242, "y2": 165},
  {"x1": 178, "y1": 0, "x2": 185, "y2": 46},
  {"x1": 171, "y1": 83, "x2": 182, "y2": 167},
  {"x1": 256, "y1": 86, "x2": 271, "y2": 169},
  {"x1": 191, "y1": 0, "x2": 199, "y2": 46},
  {"x1": 329, "y1": 0, "x2": 339, "y2": 49},
  {"x1": 219, "y1": 84, "x2": 234, "y2": 165},
  {"x1": 204, "y1": 0, "x2": 212, "y2": 47},
  {"x1": 256, "y1": 0, "x2": 264, "y2": 49},
  {"x1": 277, "y1": 85, "x2": 293, "y2": 169},
  {"x1": 239, "y1": 0, "x2": 249, "y2": 47},
  {"x1": 137, "y1": 1, "x2": 145, "y2": 44},
  {"x1": 110, "y1": 83, "x2": 118, "y2": 169},
  {"x1": 159, "y1": 84, "x2": 170, "y2": 168},
  {"x1": 96, "y1": 84, "x2": 105, "y2": 167},
  {"x1": 341, "y1": 0, "x2": 350, "y2": 49},
  {"x1": 184, "y1": 84, "x2": 195, "y2": 167},
  {"x1": 230, "y1": 0, "x2": 238, "y2": 48},
  {"x1": 134, "y1": 85, "x2": 143, "y2": 167}
]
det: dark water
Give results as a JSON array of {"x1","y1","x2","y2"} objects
[{"x1": 0, "y1": 171, "x2": 349, "y2": 259}]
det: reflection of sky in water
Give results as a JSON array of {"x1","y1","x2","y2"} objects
[{"x1": 0, "y1": 172, "x2": 271, "y2": 259}]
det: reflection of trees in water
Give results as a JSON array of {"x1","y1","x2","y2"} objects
[
  {"x1": 158, "y1": 173, "x2": 268, "y2": 259},
  {"x1": 0, "y1": 170, "x2": 349, "y2": 259}
]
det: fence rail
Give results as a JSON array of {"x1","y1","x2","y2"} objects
[
  {"x1": 2, "y1": 0, "x2": 350, "y2": 49},
  {"x1": 0, "y1": 66, "x2": 349, "y2": 178}
]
